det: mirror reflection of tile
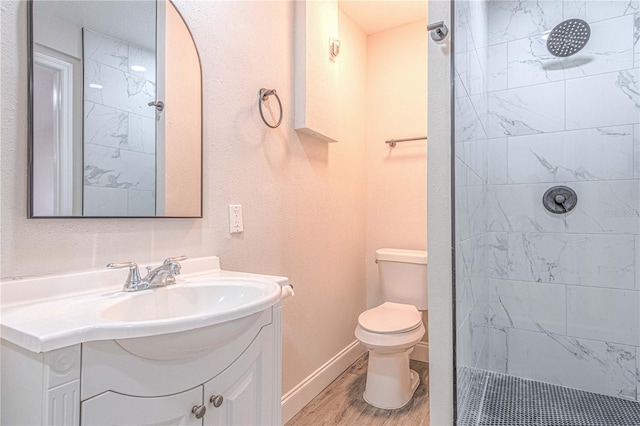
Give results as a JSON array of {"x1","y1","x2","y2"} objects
[{"x1": 83, "y1": 29, "x2": 157, "y2": 217}]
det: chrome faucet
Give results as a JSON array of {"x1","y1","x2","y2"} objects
[{"x1": 107, "y1": 256, "x2": 188, "y2": 292}]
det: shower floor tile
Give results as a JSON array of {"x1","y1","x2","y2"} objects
[{"x1": 458, "y1": 367, "x2": 640, "y2": 426}]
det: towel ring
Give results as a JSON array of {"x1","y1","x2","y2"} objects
[{"x1": 259, "y1": 88, "x2": 283, "y2": 128}]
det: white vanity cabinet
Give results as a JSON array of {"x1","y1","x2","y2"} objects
[
  {"x1": 202, "y1": 325, "x2": 275, "y2": 426},
  {"x1": 1, "y1": 343, "x2": 83, "y2": 425},
  {"x1": 80, "y1": 387, "x2": 203, "y2": 426},
  {"x1": 1, "y1": 257, "x2": 290, "y2": 426},
  {"x1": 2, "y1": 305, "x2": 282, "y2": 426}
]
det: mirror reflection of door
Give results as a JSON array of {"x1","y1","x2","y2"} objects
[
  {"x1": 32, "y1": 51, "x2": 78, "y2": 216},
  {"x1": 32, "y1": 0, "x2": 158, "y2": 217}
]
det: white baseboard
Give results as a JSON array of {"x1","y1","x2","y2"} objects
[
  {"x1": 281, "y1": 340, "x2": 366, "y2": 424},
  {"x1": 411, "y1": 341, "x2": 429, "y2": 363}
]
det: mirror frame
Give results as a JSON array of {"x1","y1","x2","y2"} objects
[{"x1": 27, "y1": 0, "x2": 204, "y2": 219}]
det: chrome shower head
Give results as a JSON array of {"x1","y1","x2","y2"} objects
[{"x1": 546, "y1": 19, "x2": 591, "y2": 57}]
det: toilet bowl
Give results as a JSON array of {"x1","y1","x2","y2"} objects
[
  {"x1": 355, "y1": 302, "x2": 425, "y2": 409},
  {"x1": 354, "y1": 248, "x2": 428, "y2": 410}
]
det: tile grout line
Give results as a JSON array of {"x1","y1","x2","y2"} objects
[{"x1": 454, "y1": 122, "x2": 640, "y2": 143}]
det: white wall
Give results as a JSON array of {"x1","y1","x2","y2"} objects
[
  {"x1": 426, "y1": 0, "x2": 454, "y2": 424},
  {"x1": 364, "y1": 19, "x2": 428, "y2": 313},
  {"x1": 1, "y1": 0, "x2": 367, "y2": 397}
]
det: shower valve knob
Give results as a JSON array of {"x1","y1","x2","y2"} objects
[{"x1": 543, "y1": 186, "x2": 578, "y2": 214}]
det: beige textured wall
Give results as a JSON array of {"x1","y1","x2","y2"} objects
[
  {"x1": 1, "y1": 0, "x2": 367, "y2": 396},
  {"x1": 364, "y1": 20, "x2": 428, "y2": 324},
  {"x1": 164, "y1": 1, "x2": 202, "y2": 217}
]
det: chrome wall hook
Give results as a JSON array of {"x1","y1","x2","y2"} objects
[
  {"x1": 147, "y1": 100, "x2": 165, "y2": 111},
  {"x1": 427, "y1": 21, "x2": 449, "y2": 42},
  {"x1": 329, "y1": 38, "x2": 341, "y2": 61}
]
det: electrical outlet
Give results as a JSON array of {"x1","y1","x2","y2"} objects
[{"x1": 229, "y1": 205, "x2": 243, "y2": 233}]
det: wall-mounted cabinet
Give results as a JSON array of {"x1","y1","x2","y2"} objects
[{"x1": 294, "y1": 0, "x2": 340, "y2": 143}]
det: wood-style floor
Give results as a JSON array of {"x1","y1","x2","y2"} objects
[{"x1": 286, "y1": 355, "x2": 430, "y2": 426}]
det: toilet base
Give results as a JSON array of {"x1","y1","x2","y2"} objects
[{"x1": 362, "y1": 349, "x2": 421, "y2": 409}]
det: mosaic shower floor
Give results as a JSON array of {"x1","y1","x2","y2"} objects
[{"x1": 458, "y1": 367, "x2": 640, "y2": 426}]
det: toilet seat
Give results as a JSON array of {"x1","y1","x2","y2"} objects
[{"x1": 358, "y1": 302, "x2": 422, "y2": 334}]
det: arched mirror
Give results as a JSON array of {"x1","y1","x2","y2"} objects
[{"x1": 28, "y1": 0, "x2": 202, "y2": 218}]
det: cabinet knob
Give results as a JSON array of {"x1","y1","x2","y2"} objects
[
  {"x1": 209, "y1": 394, "x2": 224, "y2": 408},
  {"x1": 192, "y1": 404, "x2": 207, "y2": 419}
]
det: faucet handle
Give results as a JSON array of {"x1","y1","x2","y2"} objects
[
  {"x1": 107, "y1": 262, "x2": 142, "y2": 290},
  {"x1": 163, "y1": 255, "x2": 187, "y2": 265},
  {"x1": 107, "y1": 261, "x2": 140, "y2": 271},
  {"x1": 163, "y1": 256, "x2": 186, "y2": 278}
]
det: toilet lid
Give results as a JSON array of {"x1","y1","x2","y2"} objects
[{"x1": 358, "y1": 302, "x2": 422, "y2": 334}]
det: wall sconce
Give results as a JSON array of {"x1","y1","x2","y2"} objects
[{"x1": 329, "y1": 38, "x2": 341, "y2": 62}]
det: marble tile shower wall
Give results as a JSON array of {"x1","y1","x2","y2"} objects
[
  {"x1": 455, "y1": 0, "x2": 492, "y2": 377},
  {"x1": 83, "y1": 29, "x2": 156, "y2": 216},
  {"x1": 455, "y1": 0, "x2": 640, "y2": 402}
]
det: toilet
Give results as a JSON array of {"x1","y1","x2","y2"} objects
[{"x1": 355, "y1": 248, "x2": 428, "y2": 409}]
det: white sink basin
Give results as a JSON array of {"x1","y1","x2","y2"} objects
[
  {"x1": 96, "y1": 278, "x2": 282, "y2": 360},
  {"x1": 0, "y1": 259, "x2": 289, "y2": 354},
  {"x1": 101, "y1": 279, "x2": 279, "y2": 322}
]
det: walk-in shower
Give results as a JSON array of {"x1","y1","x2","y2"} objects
[{"x1": 453, "y1": 0, "x2": 640, "y2": 424}]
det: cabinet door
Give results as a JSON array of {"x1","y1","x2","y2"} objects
[
  {"x1": 204, "y1": 328, "x2": 275, "y2": 426},
  {"x1": 81, "y1": 386, "x2": 203, "y2": 426}
]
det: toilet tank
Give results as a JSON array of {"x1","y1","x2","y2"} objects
[{"x1": 376, "y1": 248, "x2": 428, "y2": 310}]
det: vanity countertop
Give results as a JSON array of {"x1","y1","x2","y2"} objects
[{"x1": 0, "y1": 256, "x2": 290, "y2": 353}]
